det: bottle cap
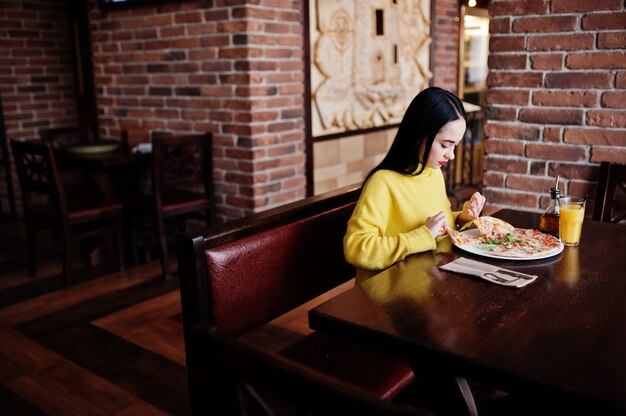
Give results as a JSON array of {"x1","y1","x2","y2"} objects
[{"x1": 550, "y1": 187, "x2": 560, "y2": 199}]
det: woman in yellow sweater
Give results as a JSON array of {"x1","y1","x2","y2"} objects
[{"x1": 344, "y1": 87, "x2": 485, "y2": 282}]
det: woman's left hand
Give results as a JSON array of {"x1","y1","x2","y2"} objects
[{"x1": 459, "y1": 192, "x2": 486, "y2": 223}]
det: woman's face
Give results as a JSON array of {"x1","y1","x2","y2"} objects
[{"x1": 420, "y1": 118, "x2": 466, "y2": 170}]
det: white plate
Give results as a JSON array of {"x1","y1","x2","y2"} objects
[{"x1": 452, "y1": 229, "x2": 564, "y2": 261}]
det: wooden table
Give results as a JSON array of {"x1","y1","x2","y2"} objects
[
  {"x1": 55, "y1": 144, "x2": 151, "y2": 202},
  {"x1": 309, "y1": 210, "x2": 626, "y2": 413}
]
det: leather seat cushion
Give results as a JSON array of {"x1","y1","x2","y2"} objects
[{"x1": 280, "y1": 331, "x2": 415, "y2": 400}]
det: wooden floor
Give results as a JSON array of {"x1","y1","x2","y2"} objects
[{"x1": 0, "y1": 218, "x2": 191, "y2": 415}]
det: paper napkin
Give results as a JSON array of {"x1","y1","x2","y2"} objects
[{"x1": 440, "y1": 257, "x2": 538, "y2": 288}]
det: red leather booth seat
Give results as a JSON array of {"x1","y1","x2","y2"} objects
[{"x1": 177, "y1": 185, "x2": 415, "y2": 415}]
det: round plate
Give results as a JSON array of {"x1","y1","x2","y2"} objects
[
  {"x1": 453, "y1": 229, "x2": 564, "y2": 261},
  {"x1": 62, "y1": 143, "x2": 119, "y2": 155}
]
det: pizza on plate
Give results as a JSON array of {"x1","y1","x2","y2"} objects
[{"x1": 447, "y1": 216, "x2": 562, "y2": 258}]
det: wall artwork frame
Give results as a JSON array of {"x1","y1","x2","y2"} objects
[{"x1": 308, "y1": 0, "x2": 432, "y2": 139}]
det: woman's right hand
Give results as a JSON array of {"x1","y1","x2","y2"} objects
[{"x1": 426, "y1": 211, "x2": 447, "y2": 238}]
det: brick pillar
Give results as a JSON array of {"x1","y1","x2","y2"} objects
[
  {"x1": 90, "y1": 0, "x2": 307, "y2": 222},
  {"x1": 432, "y1": 0, "x2": 461, "y2": 93}
]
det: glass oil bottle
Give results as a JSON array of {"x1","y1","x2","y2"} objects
[{"x1": 539, "y1": 176, "x2": 560, "y2": 237}]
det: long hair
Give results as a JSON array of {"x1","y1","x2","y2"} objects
[{"x1": 364, "y1": 87, "x2": 466, "y2": 183}]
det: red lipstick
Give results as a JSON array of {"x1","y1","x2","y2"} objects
[{"x1": 439, "y1": 161, "x2": 447, "y2": 167}]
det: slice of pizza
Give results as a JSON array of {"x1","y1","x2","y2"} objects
[
  {"x1": 444, "y1": 224, "x2": 482, "y2": 247},
  {"x1": 473, "y1": 216, "x2": 516, "y2": 240}
]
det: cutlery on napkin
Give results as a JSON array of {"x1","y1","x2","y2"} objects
[{"x1": 439, "y1": 257, "x2": 538, "y2": 288}]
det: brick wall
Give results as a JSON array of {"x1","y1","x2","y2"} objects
[
  {"x1": 485, "y1": 0, "x2": 626, "y2": 214},
  {"x1": 1, "y1": 0, "x2": 460, "y2": 219},
  {"x1": 90, "y1": 0, "x2": 306, "y2": 222},
  {"x1": 0, "y1": 0, "x2": 77, "y2": 213}
]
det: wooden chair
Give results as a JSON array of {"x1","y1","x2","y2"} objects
[
  {"x1": 593, "y1": 162, "x2": 626, "y2": 224},
  {"x1": 11, "y1": 140, "x2": 125, "y2": 287},
  {"x1": 39, "y1": 125, "x2": 98, "y2": 149},
  {"x1": 125, "y1": 132, "x2": 213, "y2": 279},
  {"x1": 202, "y1": 324, "x2": 434, "y2": 416}
]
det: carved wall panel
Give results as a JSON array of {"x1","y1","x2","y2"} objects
[{"x1": 309, "y1": 0, "x2": 432, "y2": 138}]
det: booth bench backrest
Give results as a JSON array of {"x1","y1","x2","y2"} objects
[{"x1": 177, "y1": 185, "x2": 361, "y2": 347}]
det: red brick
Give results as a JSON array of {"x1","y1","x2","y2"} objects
[
  {"x1": 617, "y1": 72, "x2": 626, "y2": 88},
  {"x1": 507, "y1": 175, "x2": 556, "y2": 193},
  {"x1": 482, "y1": 188, "x2": 540, "y2": 209},
  {"x1": 489, "y1": 17, "x2": 511, "y2": 34},
  {"x1": 487, "y1": 72, "x2": 543, "y2": 88},
  {"x1": 532, "y1": 91, "x2": 598, "y2": 107},
  {"x1": 198, "y1": 36, "x2": 230, "y2": 48},
  {"x1": 267, "y1": 121, "x2": 295, "y2": 134},
  {"x1": 484, "y1": 155, "x2": 529, "y2": 173},
  {"x1": 488, "y1": 54, "x2": 526, "y2": 70},
  {"x1": 487, "y1": 89, "x2": 529, "y2": 105},
  {"x1": 485, "y1": 123, "x2": 541, "y2": 141},
  {"x1": 530, "y1": 161, "x2": 548, "y2": 176},
  {"x1": 602, "y1": 92, "x2": 626, "y2": 109},
  {"x1": 598, "y1": 32, "x2": 626, "y2": 49},
  {"x1": 232, "y1": 7, "x2": 276, "y2": 20},
  {"x1": 568, "y1": 181, "x2": 599, "y2": 199},
  {"x1": 543, "y1": 127, "x2": 561, "y2": 143},
  {"x1": 548, "y1": 163, "x2": 598, "y2": 181},
  {"x1": 486, "y1": 107, "x2": 517, "y2": 121},
  {"x1": 484, "y1": 139, "x2": 525, "y2": 155},
  {"x1": 582, "y1": 12, "x2": 626, "y2": 30},
  {"x1": 565, "y1": 128, "x2": 626, "y2": 146},
  {"x1": 591, "y1": 147, "x2": 626, "y2": 164},
  {"x1": 201, "y1": 86, "x2": 233, "y2": 96},
  {"x1": 526, "y1": 144, "x2": 586, "y2": 161},
  {"x1": 235, "y1": 110, "x2": 278, "y2": 122},
  {"x1": 553, "y1": 0, "x2": 622, "y2": 12},
  {"x1": 587, "y1": 110, "x2": 626, "y2": 128},
  {"x1": 490, "y1": 35, "x2": 525, "y2": 52},
  {"x1": 513, "y1": 16, "x2": 578, "y2": 33},
  {"x1": 519, "y1": 108, "x2": 583, "y2": 125},
  {"x1": 264, "y1": 22, "x2": 291, "y2": 33},
  {"x1": 483, "y1": 171, "x2": 505, "y2": 187},
  {"x1": 235, "y1": 85, "x2": 278, "y2": 97},
  {"x1": 489, "y1": 0, "x2": 549, "y2": 16},
  {"x1": 567, "y1": 52, "x2": 626, "y2": 69},
  {"x1": 545, "y1": 72, "x2": 612, "y2": 89},
  {"x1": 218, "y1": 47, "x2": 263, "y2": 59},
  {"x1": 528, "y1": 34, "x2": 595, "y2": 52}
]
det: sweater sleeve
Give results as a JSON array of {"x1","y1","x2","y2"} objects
[{"x1": 343, "y1": 175, "x2": 437, "y2": 271}]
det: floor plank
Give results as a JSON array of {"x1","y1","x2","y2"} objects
[{"x1": 0, "y1": 242, "x2": 189, "y2": 415}]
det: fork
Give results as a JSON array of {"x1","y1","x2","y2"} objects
[
  {"x1": 496, "y1": 268, "x2": 533, "y2": 280},
  {"x1": 483, "y1": 272, "x2": 515, "y2": 284}
]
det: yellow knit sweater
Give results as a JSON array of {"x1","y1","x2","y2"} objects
[{"x1": 344, "y1": 167, "x2": 460, "y2": 282}]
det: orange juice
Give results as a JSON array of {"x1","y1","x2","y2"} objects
[{"x1": 559, "y1": 198, "x2": 586, "y2": 246}]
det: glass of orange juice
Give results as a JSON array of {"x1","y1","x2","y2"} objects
[{"x1": 559, "y1": 196, "x2": 586, "y2": 246}]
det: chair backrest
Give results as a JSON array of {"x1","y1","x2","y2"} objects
[
  {"x1": 150, "y1": 131, "x2": 212, "y2": 201},
  {"x1": 11, "y1": 140, "x2": 68, "y2": 218},
  {"x1": 207, "y1": 326, "x2": 432, "y2": 416},
  {"x1": 39, "y1": 125, "x2": 97, "y2": 149},
  {"x1": 593, "y1": 162, "x2": 626, "y2": 224}
]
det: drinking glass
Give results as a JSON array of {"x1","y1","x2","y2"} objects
[{"x1": 559, "y1": 196, "x2": 586, "y2": 246}]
